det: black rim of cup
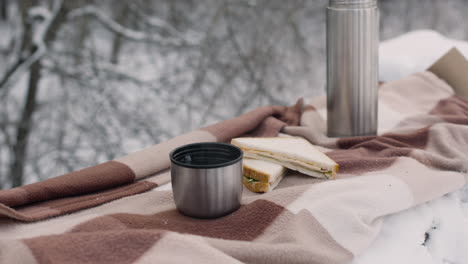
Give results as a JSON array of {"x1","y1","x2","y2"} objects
[{"x1": 170, "y1": 142, "x2": 243, "y2": 169}]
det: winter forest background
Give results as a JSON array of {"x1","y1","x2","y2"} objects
[{"x1": 0, "y1": 0, "x2": 467, "y2": 188}]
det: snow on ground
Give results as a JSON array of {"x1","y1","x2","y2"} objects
[
  {"x1": 379, "y1": 30, "x2": 468, "y2": 82},
  {"x1": 353, "y1": 30, "x2": 468, "y2": 264},
  {"x1": 352, "y1": 188, "x2": 468, "y2": 264}
]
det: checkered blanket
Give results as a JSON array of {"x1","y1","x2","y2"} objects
[{"x1": 0, "y1": 71, "x2": 466, "y2": 264}]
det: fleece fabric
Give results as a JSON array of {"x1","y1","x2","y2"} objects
[{"x1": 0, "y1": 71, "x2": 466, "y2": 264}]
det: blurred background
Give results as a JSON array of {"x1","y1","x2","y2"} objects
[{"x1": 0, "y1": 0, "x2": 467, "y2": 188}]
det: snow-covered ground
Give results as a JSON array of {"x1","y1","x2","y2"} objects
[
  {"x1": 353, "y1": 188, "x2": 468, "y2": 264},
  {"x1": 353, "y1": 30, "x2": 468, "y2": 264},
  {"x1": 379, "y1": 30, "x2": 468, "y2": 82}
]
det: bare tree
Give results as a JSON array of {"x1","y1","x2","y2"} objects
[{"x1": 9, "y1": 1, "x2": 69, "y2": 187}]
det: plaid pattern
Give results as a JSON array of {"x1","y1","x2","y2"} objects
[{"x1": 0, "y1": 72, "x2": 466, "y2": 264}]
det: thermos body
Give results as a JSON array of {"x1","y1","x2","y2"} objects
[{"x1": 326, "y1": 0, "x2": 379, "y2": 137}]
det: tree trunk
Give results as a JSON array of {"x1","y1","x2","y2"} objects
[
  {"x1": 10, "y1": 59, "x2": 41, "y2": 187},
  {"x1": 7, "y1": 2, "x2": 70, "y2": 187},
  {"x1": 74, "y1": 16, "x2": 89, "y2": 64},
  {"x1": 110, "y1": 4, "x2": 128, "y2": 64},
  {"x1": 110, "y1": 30, "x2": 123, "y2": 64},
  {"x1": 0, "y1": 0, "x2": 6, "y2": 21}
]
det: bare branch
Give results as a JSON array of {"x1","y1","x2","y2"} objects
[
  {"x1": 68, "y1": 5, "x2": 193, "y2": 47},
  {"x1": 0, "y1": 45, "x2": 45, "y2": 94},
  {"x1": 0, "y1": 0, "x2": 62, "y2": 93},
  {"x1": 128, "y1": 2, "x2": 201, "y2": 44}
]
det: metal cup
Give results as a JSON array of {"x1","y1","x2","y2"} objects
[{"x1": 170, "y1": 142, "x2": 243, "y2": 218}]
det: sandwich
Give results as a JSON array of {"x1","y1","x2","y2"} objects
[
  {"x1": 232, "y1": 137, "x2": 338, "y2": 179},
  {"x1": 242, "y1": 158, "x2": 287, "y2": 193}
]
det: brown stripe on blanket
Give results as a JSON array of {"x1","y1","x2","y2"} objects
[
  {"x1": 429, "y1": 95, "x2": 468, "y2": 124},
  {"x1": 283, "y1": 124, "x2": 337, "y2": 149},
  {"x1": 0, "y1": 181, "x2": 157, "y2": 222},
  {"x1": 326, "y1": 149, "x2": 407, "y2": 175},
  {"x1": 327, "y1": 127, "x2": 431, "y2": 175},
  {"x1": 0, "y1": 161, "x2": 135, "y2": 208},
  {"x1": 71, "y1": 199, "x2": 284, "y2": 241},
  {"x1": 337, "y1": 127, "x2": 430, "y2": 150},
  {"x1": 245, "y1": 116, "x2": 289, "y2": 137},
  {"x1": 24, "y1": 230, "x2": 164, "y2": 264},
  {"x1": 203, "y1": 99, "x2": 302, "y2": 141}
]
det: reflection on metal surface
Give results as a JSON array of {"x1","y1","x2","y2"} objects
[{"x1": 326, "y1": 0, "x2": 379, "y2": 137}]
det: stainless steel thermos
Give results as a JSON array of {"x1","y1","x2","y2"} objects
[{"x1": 326, "y1": 0, "x2": 379, "y2": 137}]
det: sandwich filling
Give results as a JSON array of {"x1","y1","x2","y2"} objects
[
  {"x1": 243, "y1": 172, "x2": 285, "y2": 192},
  {"x1": 242, "y1": 158, "x2": 288, "y2": 192},
  {"x1": 244, "y1": 176, "x2": 259, "y2": 183},
  {"x1": 244, "y1": 150, "x2": 336, "y2": 179}
]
